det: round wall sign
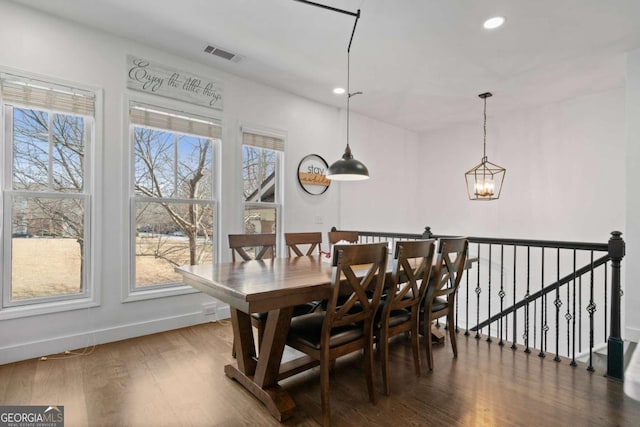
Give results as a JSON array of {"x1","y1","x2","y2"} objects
[{"x1": 297, "y1": 154, "x2": 331, "y2": 195}]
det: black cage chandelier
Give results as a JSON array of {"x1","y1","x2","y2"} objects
[{"x1": 464, "y1": 92, "x2": 506, "y2": 200}]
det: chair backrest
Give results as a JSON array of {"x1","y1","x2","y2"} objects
[
  {"x1": 285, "y1": 232, "x2": 322, "y2": 257},
  {"x1": 384, "y1": 239, "x2": 436, "y2": 314},
  {"x1": 228, "y1": 233, "x2": 276, "y2": 262},
  {"x1": 325, "y1": 243, "x2": 388, "y2": 333},
  {"x1": 328, "y1": 230, "x2": 359, "y2": 245},
  {"x1": 427, "y1": 237, "x2": 469, "y2": 303}
]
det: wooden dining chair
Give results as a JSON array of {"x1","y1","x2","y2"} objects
[
  {"x1": 285, "y1": 231, "x2": 323, "y2": 257},
  {"x1": 284, "y1": 232, "x2": 324, "y2": 313},
  {"x1": 228, "y1": 233, "x2": 276, "y2": 262},
  {"x1": 286, "y1": 243, "x2": 388, "y2": 427},
  {"x1": 228, "y1": 233, "x2": 276, "y2": 357},
  {"x1": 327, "y1": 230, "x2": 359, "y2": 245},
  {"x1": 377, "y1": 239, "x2": 436, "y2": 395},
  {"x1": 420, "y1": 237, "x2": 469, "y2": 371}
]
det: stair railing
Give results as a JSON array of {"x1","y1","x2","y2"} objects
[{"x1": 331, "y1": 227, "x2": 625, "y2": 381}]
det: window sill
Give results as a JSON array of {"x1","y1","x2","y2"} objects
[
  {"x1": 122, "y1": 284, "x2": 199, "y2": 303},
  {"x1": 0, "y1": 297, "x2": 99, "y2": 321}
]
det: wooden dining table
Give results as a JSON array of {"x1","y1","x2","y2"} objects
[
  {"x1": 176, "y1": 255, "x2": 339, "y2": 421},
  {"x1": 176, "y1": 253, "x2": 477, "y2": 422}
]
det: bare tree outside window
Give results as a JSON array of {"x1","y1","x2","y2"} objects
[
  {"x1": 242, "y1": 145, "x2": 278, "y2": 235},
  {"x1": 243, "y1": 146, "x2": 275, "y2": 202},
  {"x1": 133, "y1": 126, "x2": 215, "y2": 287},
  {"x1": 9, "y1": 108, "x2": 88, "y2": 300}
]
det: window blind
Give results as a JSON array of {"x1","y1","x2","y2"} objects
[
  {"x1": 130, "y1": 103, "x2": 221, "y2": 139},
  {"x1": 0, "y1": 73, "x2": 95, "y2": 116},
  {"x1": 242, "y1": 131, "x2": 285, "y2": 152}
]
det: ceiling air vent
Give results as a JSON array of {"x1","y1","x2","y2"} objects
[{"x1": 204, "y1": 44, "x2": 243, "y2": 63}]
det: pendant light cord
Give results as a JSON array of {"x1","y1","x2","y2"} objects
[
  {"x1": 346, "y1": 10, "x2": 361, "y2": 152},
  {"x1": 483, "y1": 95, "x2": 487, "y2": 160},
  {"x1": 347, "y1": 40, "x2": 351, "y2": 151},
  {"x1": 478, "y1": 92, "x2": 492, "y2": 161},
  {"x1": 294, "y1": 2, "x2": 361, "y2": 152}
]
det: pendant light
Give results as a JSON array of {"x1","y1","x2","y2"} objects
[
  {"x1": 465, "y1": 92, "x2": 506, "y2": 200},
  {"x1": 294, "y1": 0, "x2": 369, "y2": 181}
]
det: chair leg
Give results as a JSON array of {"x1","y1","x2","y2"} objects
[
  {"x1": 448, "y1": 311, "x2": 458, "y2": 358},
  {"x1": 320, "y1": 355, "x2": 331, "y2": 427},
  {"x1": 380, "y1": 325, "x2": 391, "y2": 396},
  {"x1": 364, "y1": 334, "x2": 377, "y2": 404},
  {"x1": 232, "y1": 337, "x2": 236, "y2": 358},
  {"x1": 411, "y1": 323, "x2": 421, "y2": 377},
  {"x1": 425, "y1": 319, "x2": 434, "y2": 371}
]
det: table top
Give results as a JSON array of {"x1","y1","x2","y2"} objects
[
  {"x1": 176, "y1": 256, "x2": 336, "y2": 313},
  {"x1": 177, "y1": 254, "x2": 477, "y2": 314}
]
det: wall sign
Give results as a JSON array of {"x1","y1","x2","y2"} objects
[
  {"x1": 297, "y1": 154, "x2": 330, "y2": 195},
  {"x1": 127, "y1": 55, "x2": 224, "y2": 110}
]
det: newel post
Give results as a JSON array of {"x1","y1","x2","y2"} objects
[
  {"x1": 421, "y1": 226, "x2": 433, "y2": 239},
  {"x1": 607, "y1": 230, "x2": 625, "y2": 381}
]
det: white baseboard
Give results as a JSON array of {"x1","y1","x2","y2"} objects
[
  {"x1": 0, "y1": 311, "x2": 210, "y2": 365},
  {"x1": 626, "y1": 326, "x2": 640, "y2": 343},
  {"x1": 217, "y1": 304, "x2": 231, "y2": 320}
]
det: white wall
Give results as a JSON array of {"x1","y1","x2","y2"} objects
[
  {"x1": 417, "y1": 88, "x2": 626, "y2": 242},
  {"x1": 0, "y1": 1, "x2": 419, "y2": 364},
  {"x1": 625, "y1": 49, "x2": 640, "y2": 341},
  {"x1": 335, "y1": 112, "x2": 422, "y2": 233}
]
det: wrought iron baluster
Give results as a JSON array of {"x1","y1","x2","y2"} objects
[
  {"x1": 475, "y1": 243, "x2": 482, "y2": 339},
  {"x1": 499, "y1": 244, "x2": 505, "y2": 346},
  {"x1": 511, "y1": 246, "x2": 518, "y2": 350},
  {"x1": 534, "y1": 299, "x2": 537, "y2": 350},
  {"x1": 565, "y1": 250, "x2": 572, "y2": 360},
  {"x1": 455, "y1": 236, "x2": 460, "y2": 333},
  {"x1": 539, "y1": 247, "x2": 546, "y2": 358},
  {"x1": 554, "y1": 248, "x2": 561, "y2": 362},
  {"x1": 587, "y1": 250, "x2": 596, "y2": 372},
  {"x1": 571, "y1": 250, "x2": 577, "y2": 367},
  {"x1": 578, "y1": 275, "x2": 582, "y2": 353},
  {"x1": 487, "y1": 244, "x2": 492, "y2": 342},
  {"x1": 604, "y1": 261, "x2": 608, "y2": 342},
  {"x1": 465, "y1": 260, "x2": 470, "y2": 336},
  {"x1": 524, "y1": 246, "x2": 531, "y2": 353}
]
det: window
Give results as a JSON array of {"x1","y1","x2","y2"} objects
[
  {"x1": 1, "y1": 73, "x2": 96, "y2": 309},
  {"x1": 129, "y1": 103, "x2": 219, "y2": 291},
  {"x1": 241, "y1": 129, "x2": 284, "y2": 243}
]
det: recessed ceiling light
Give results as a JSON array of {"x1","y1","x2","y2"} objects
[
  {"x1": 483, "y1": 16, "x2": 505, "y2": 30},
  {"x1": 333, "y1": 87, "x2": 346, "y2": 95}
]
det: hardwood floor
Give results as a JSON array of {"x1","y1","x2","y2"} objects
[{"x1": 1, "y1": 321, "x2": 639, "y2": 426}]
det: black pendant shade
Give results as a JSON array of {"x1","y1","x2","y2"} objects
[{"x1": 326, "y1": 144, "x2": 369, "y2": 181}]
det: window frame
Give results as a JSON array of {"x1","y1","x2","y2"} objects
[
  {"x1": 239, "y1": 124, "x2": 285, "y2": 257},
  {"x1": 0, "y1": 69, "x2": 102, "y2": 320},
  {"x1": 123, "y1": 96, "x2": 221, "y2": 302}
]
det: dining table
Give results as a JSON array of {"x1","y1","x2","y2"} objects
[
  {"x1": 176, "y1": 255, "x2": 338, "y2": 421},
  {"x1": 176, "y1": 252, "x2": 477, "y2": 422}
]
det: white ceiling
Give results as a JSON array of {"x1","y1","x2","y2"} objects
[{"x1": 13, "y1": 0, "x2": 640, "y2": 133}]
